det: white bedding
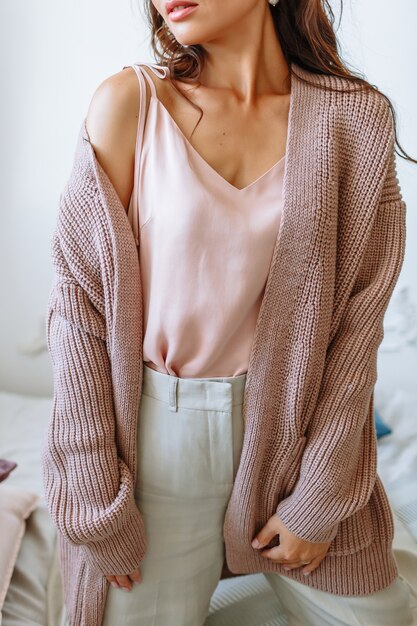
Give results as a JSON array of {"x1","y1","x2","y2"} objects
[
  {"x1": 0, "y1": 392, "x2": 64, "y2": 626},
  {"x1": 376, "y1": 388, "x2": 417, "y2": 489},
  {"x1": 1, "y1": 388, "x2": 416, "y2": 626}
]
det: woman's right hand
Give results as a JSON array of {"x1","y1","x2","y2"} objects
[{"x1": 105, "y1": 568, "x2": 142, "y2": 591}]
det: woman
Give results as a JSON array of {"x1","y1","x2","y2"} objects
[{"x1": 42, "y1": 1, "x2": 416, "y2": 625}]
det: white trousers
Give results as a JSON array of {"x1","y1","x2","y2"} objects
[{"x1": 100, "y1": 363, "x2": 415, "y2": 626}]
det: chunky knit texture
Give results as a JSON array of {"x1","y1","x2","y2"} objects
[{"x1": 42, "y1": 61, "x2": 406, "y2": 626}]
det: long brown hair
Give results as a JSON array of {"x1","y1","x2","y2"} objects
[{"x1": 142, "y1": 0, "x2": 416, "y2": 164}]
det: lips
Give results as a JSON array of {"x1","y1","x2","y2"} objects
[{"x1": 165, "y1": 1, "x2": 198, "y2": 14}]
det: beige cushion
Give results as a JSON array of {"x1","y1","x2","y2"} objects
[{"x1": 0, "y1": 484, "x2": 39, "y2": 614}]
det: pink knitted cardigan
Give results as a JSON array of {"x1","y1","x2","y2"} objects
[{"x1": 42, "y1": 61, "x2": 406, "y2": 626}]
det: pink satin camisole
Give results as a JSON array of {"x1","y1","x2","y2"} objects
[{"x1": 125, "y1": 62, "x2": 286, "y2": 378}]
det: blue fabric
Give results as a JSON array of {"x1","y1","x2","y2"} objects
[{"x1": 374, "y1": 409, "x2": 392, "y2": 439}]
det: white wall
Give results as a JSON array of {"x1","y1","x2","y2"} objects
[
  {"x1": 0, "y1": 0, "x2": 151, "y2": 396},
  {"x1": 0, "y1": 0, "x2": 416, "y2": 397}
]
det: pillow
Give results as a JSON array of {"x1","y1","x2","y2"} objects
[
  {"x1": 374, "y1": 408, "x2": 393, "y2": 439},
  {"x1": 0, "y1": 484, "x2": 39, "y2": 613}
]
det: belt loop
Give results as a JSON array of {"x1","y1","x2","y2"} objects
[{"x1": 168, "y1": 376, "x2": 178, "y2": 412}]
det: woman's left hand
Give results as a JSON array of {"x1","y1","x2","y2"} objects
[{"x1": 251, "y1": 514, "x2": 332, "y2": 576}]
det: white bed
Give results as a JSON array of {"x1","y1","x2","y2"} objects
[{"x1": 1, "y1": 387, "x2": 417, "y2": 626}]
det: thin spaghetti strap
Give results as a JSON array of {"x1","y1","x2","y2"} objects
[
  {"x1": 121, "y1": 63, "x2": 151, "y2": 245},
  {"x1": 135, "y1": 63, "x2": 157, "y2": 99},
  {"x1": 140, "y1": 62, "x2": 171, "y2": 82},
  {"x1": 121, "y1": 62, "x2": 170, "y2": 245}
]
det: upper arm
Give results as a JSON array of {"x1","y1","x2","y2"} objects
[{"x1": 85, "y1": 67, "x2": 150, "y2": 213}]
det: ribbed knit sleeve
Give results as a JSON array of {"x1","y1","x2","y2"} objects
[
  {"x1": 275, "y1": 130, "x2": 406, "y2": 544},
  {"x1": 42, "y1": 165, "x2": 147, "y2": 576}
]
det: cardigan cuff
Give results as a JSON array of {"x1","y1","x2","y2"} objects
[
  {"x1": 80, "y1": 499, "x2": 147, "y2": 576},
  {"x1": 275, "y1": 486, "x2": 340, "y2": 544}
]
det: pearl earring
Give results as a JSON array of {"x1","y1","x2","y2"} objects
[{"x1": 268, "y1": 0, "x2": 280, "y2": 5}]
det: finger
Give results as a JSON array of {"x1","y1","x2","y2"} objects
[
  {"x1": 301, "y1": 554, "x2": 325, "y2": 576},
  {"x1": 251, "y1": 517, "x2": 279, "y2": 549},
  {"x1": 258, "y1": 545, "x2": 313, "y2": 567},
  {"x1": 282, "y1": 560, "x2": 311, "y2": 571},
  {"x1": 129, "y1": 568, "x2": 142, "y2": 585},
  {"x1": 259, "y1": 544, "x2": 290, "y2": 563},
  {"x1": 115, "y1": 574, "x2": 133, "y2": 591},
  {"x1": 105, "y1": 575, "x2": 120, "y2": 589}
]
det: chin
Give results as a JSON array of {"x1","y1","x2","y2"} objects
[{"x1": 171, "y1": 33, "x2": 203, "y2": 47}]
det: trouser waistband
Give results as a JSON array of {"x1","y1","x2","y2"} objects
[{"x1": 141, "y1": 363, "x2": 247, "y2": 413}]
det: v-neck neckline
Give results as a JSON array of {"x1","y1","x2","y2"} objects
[
  {"x1": 142, "y1": 63, "x2": 293, "y2": 194},
  {"x1": 145, "y1": 76, "x2": 289, "y2": 194}
]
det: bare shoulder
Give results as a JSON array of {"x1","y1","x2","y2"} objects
[{"x1": 85, "y1": 67, "x2": 145, "y2": 212}]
